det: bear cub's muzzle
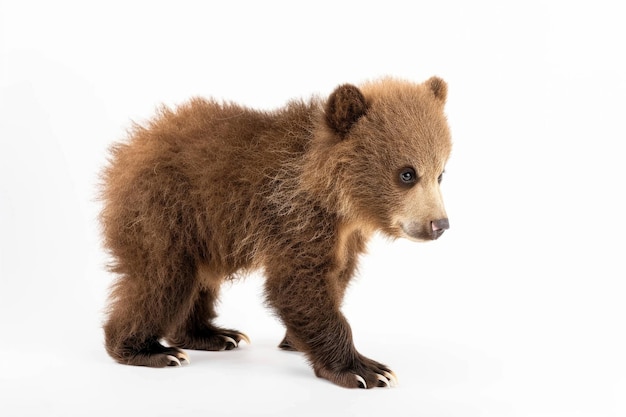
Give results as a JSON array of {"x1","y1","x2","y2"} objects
[
  {"x1": 400, "y1": 218, "x2": 449, "y2": 241},
  {"x1": 431, "y1": 218, "x2": 450, "y2": 240}
]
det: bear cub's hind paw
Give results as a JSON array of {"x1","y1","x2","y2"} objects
[
  {"x1": 167, "y1": 326, "x2": 250, "y2": 351},
  {"x1": 219, "y1": 331, "x2": 251, "y2": 350},
  {"x1": 166, "y1": 350, "x2": 191, "y2": 367},
  {"x1": 115, "y1": 343, "x2": 190, "y2": 367}
]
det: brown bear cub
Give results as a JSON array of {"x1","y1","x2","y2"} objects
[{"x1": 100, "y1": 76, "x2": 452, "y2": 389}]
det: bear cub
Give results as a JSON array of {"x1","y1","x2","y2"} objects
[{"x1": 100, "y1": 76, "x2": 452, "y2": 389}]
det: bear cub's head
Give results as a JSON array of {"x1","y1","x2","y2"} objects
[{"x1": 322, "y1": 76, "x2": 452, "y2": 242}]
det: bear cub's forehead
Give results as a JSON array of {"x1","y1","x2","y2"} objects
[
  {"x1": 355, "y1": 77, "x2": 451, "y2": 164},
  {"x1": 359, "y1": 77, "x2": 433, "y2": 104},
  {"x1": 357, "y1": 77, "x2": 447, "y2": 127},
  {"x1": 356, "y1": 78, "x2": 447, "y2": 126}
]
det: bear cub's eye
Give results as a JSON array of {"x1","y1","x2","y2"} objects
[
  {"x1": 399, "y1": 167, "x2": 417, "y2": 186},
  {"x1": 438, "y1": 172, "x2": 444, "y2": 184}
]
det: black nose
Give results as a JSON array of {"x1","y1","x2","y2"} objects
[{"x1": 431, "y1": 218, "x2": 449, "y2": 239}]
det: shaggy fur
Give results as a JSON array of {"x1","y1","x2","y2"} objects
[{"x1": 100, "y1": 76, "x2": 452, "y2": 389}]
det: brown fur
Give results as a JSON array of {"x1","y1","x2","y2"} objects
[{"x1": 100, "y1": 76, "x2": 452, "y2": 388}]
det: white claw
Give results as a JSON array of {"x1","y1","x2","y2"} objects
[
  {"x1": 383, "y1": 371, "x2": 398, "y2": 387},
  {"x1": 355, "y1": 374, "x2": 367, "y2": 389},
  {"x1": 238, "y1": 332, "x2": 251, "y2": 345},
  {"x1": 177, "y1": 351, "x2": 190, "y2": 364},
  {"x1": 222, "y1": 335, "x2": 238, "y2": 348},
  {"x1": 166, "y1": 355, "x2": 181, "y2": 366},
  {"x1": 376, "y1": 373, "x2": 391, "y2": 388}
]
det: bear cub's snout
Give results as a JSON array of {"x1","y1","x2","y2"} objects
[{"x1": 431, "y1": 218, "x2": 450, "y2": 239}]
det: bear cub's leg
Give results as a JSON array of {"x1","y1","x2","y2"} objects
[
  {"x1": 103, "y1": 264, "x2": 197, "y2": 367},
  {"x1": 166, "y1": 288, "x2": 250, "y2": 351},
  {"x1": 267, "y1": 274, "x2": 397, "y2": 389}
]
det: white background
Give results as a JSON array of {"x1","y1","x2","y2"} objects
[{"x1": 1, "y1": 1, "x2": 625, "y2": 416}]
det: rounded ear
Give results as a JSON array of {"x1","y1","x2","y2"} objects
[
  {"x1": 324, "y1": 84, "x2": 368, "y2": 137},
  {"x1": 426, "y1": 76, "x2": 448, "y2": 103}
]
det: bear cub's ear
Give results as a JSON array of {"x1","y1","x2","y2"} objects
[
  {"x1": 325, "y1": 84, "x2": 368, "y2": 137},
  {"x1": 426, "y1": 76, "x2": 448, "y2": 103}
]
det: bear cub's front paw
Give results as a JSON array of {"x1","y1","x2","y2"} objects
[{"x1": 314, "y1": 353, "x2": 398, "y2": 389}]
